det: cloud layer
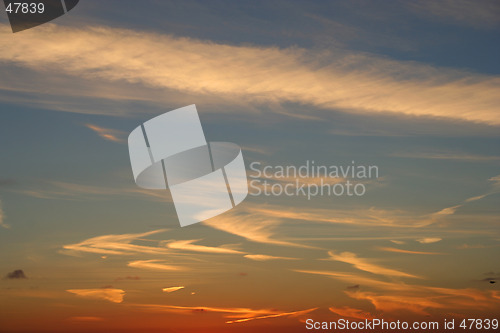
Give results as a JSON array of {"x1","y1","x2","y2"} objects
[{"x1": 1, "y1": 23, "x2": 499, "y2": 125}]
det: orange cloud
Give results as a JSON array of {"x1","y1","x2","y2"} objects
[
  {"x1": 133, "y1": 303, "x2": 316, "y2": 324},
  {"x1": 62, "y1": 229, "x2": 169, "y2": 256},
  {"x1": 244, "y1": 254, "x2": 298, "y2": 261},
  {"x1": 85, "y1": 123, "x2": 125, "y2": 142},
  {"x1": 377, "y1": 247, "x2": 444, "y2": 255},
  {"x1": 67, "y1": 288, "x2": 125, "y2": 303},
  {"x1": 127, "y1": 260, "x2": 186, "y2": 272},
  {"x1": 327, "y1": 251, "x2": 420, "y2": 278},
  {"x1": 162, "y1": 286, "x2": 185, "y2": 293},
  {"x1": 67, "y1": 316, "x2": 104, "y2": 322},
  {"x1": 166, "y1": 239, "x2": 244, "y2": 254},
  {"x1": 329, "y1": 306, "x2": 374, "y2": 320},
  {"x1": 1, "y1": 23, "x2": 499, "y2": 125},
  {"x1": 416, "y1": 237, "x2": 442, "y2": 244}
]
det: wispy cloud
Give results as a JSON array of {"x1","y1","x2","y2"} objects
[
  {"x1": 165, "y1": 239, "x2": 244, "y2": 254},
  {"x1": 0, "y1": 199, "x2": 8, "y2": 229},
  {"x1": 67, "y1": 316, "x2": 104, "y2": 322},
  {"x1": 377, "y1": 247, "x2": 444, "y2": 255},
  {"x1": 416, "y1": 237, "x2": 442, "y2": 244},
  {"x1": 18, "y1": 180, "x2": 172, "y2": 203},
  {"x1": 329, "y1": 306, "x2": 374, "y2": 320},
  {"x1": 391, "y1": 151, "x2": 500, "y2": 161},
  {"x1": 133, "y1": 303, "x2": 316, "y2": 324},
  {"x1": 127, "y1": 260, "x2": 186, "y2": 272},
  {"x1": 67, "y1": 288, "x2": 125, "y2": 303},
  {"x1": 327, "y1": 251, "x2": 420, "y2": 278},
  {"x1": 85, "y1": 123, "x2": 126, "y2": 143},
  {"x1": 162, "y1": 286, "x2": 185, "y2": 293},
  {"x1": 204, "y1": 212, "x2": 301, "y2": 247},
  {"x1": 410, "y1": 0, "x2": 500, "y2": 29},
  {"x1": 296, "y1": 269, "x2": 500, "y2": 315},
  {"x1": 244, "y1": 254, "x2": 298, "y2": 261},
  {"x1": 62, "y1": 229, "x2": 170, "y2": 256},
  {"x1": 1, "y1": 23, "x2": 499, "y2": 125}
]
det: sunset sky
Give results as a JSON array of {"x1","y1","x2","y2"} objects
[{"x1": 0, "y1": 1, "x2": 499, "y2": 332}]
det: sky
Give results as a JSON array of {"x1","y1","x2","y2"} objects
[{"x1": 0, "y1": 1, "x2": 499, "y2": 332}]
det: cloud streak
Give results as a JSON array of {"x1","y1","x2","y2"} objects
[
  {"x1": 165, "y1": 239, "x2": 244, "y2": 254},
  {"x1": 85, "y1": 123, "x2": 126, "y2": 143},
  {"x1": 127, "y1": 260, "x2": 186, "y2": 272},
  {"x1": 133, "y1": 303, "x2": 316, "y2": 324},
  {"x1": 67, "y1": 288, "x2": 125, "y2": 303},
  {"x1": 0, "y1": 200, "x2": 8, "y2": 229},
  {"x1": 62, "y1": 229, "x2": 170, "y2": 256},
  {"x1": 1, "y1": 23, "x2": 499, "y2": 125},
  {"x1": 162, "y1": 286, "x2": 185, "y2": 293},
  {"x1": 327, "y1": 251, "x2": 420, "y2": 278}
]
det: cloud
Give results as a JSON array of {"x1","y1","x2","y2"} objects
[
  {"x1": 327, "y1": 251, "x2": 420, "y2": 278},
  {"x1": 5, "y1": 269, "x2": 27, "y2": 279},
  {"x1": 410, "y1": 0, "x2": 500, "y2": 29},
  {"x1": 329, "y1": 306, "x2": 374, "y2": 320},
  {"x1": 296, "y1": 269, "x2": 500, "y2": 315},
  {"x1": 346, "y1": 284, "x2": 360, "y2": 290},
  {"x1": 67, "y1": 288, "x2": 125, "y2": 303},
  {"x1": 114, "y1": 276, "x2": 141, "y2": 282},
  {"x1": 19, "y1": 180, "x2": 172, "y2": 203},
  {"x1": 1, "y1": 23, "x2": 500, "y2": 125},
  {"x1": 67, "y1": 316, "x2": 104, "y2": 322},
  {"x1": 127, "y1": 260, "x2": 186, "y2": 272},
  {"x1": 62, "y1": 229, "x2": 170, "y2": 256},
  {"x1": 391, "y1": 151, "x2": 500, "y2": 161},
  {"x1": 346, "y1": 290, "x2": 444, "y2": 316},
  {"x1": 162, "y1": 286, "x2": 185, "y2": 293},
  {"x1": 416, "y1": 237, "x2": 442, "y2": 244},
  {"x1": 0, "y1": 179, "x2": 16, "y2": 187},
  {"x1": 376, "y1": 247, "x2": 444, "y2": 255},
  {"x1": 165, "y1": 239, "x2": 244, "y2": 254},
  {"x1": 390, "y1": 240, "x2": 405, "y2": 245},
  {"x1": 489, "y1": 174, "x2": 500, "y2": 189},
  {"x1": 204, "y1": 212, "x2": 301, "y2": 247},
  {"x1": 133, "y1": 303, "x2": 316, "y2": 324},
  {"x1": 244, "y1": 254, "x2": 298, "y2": 261},
  {"x1": 85, "y1": 123, "x2": 126, "y2": 143},
  {"x1": 0, "y1": 200, "x2": 8, "y2": 229}
]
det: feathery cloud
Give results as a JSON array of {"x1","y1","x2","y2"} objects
[
  {"x1": 166, "y1": 239, "x2": 244, "y2": 254},
  {"x1": 329, "y1": 306, "x2": 374, "y2": 320},
  {"x1": 127, "y1": 260, "x2": 186, "y2": 272},
  {"x1": 162, "y1": 286, "x2": 185, "y2": 293},
  {"x1": 416, "y1": 237, "x2": 442, "y2": 244},
  {"x1": 62, "y1": 229, "x2": 169, "y2": 256},
  {"x1": 67, "y1": 288, "x2": 125, "y2": 303},
  {"x1": 244, "y1": 254, "x2": 298, "y2": 261},
  {"x1": 1, "y1": 23, "x2": 499, "y2": 125},
  {"x1": 327, "y1": 251, "x2": 420, "y2": 278},
  {"x1": 85, "y1": 123, "x2": 126, "y2": 143},
  {"x1": 133, "y1": 303, "x2": 316, "y2": 324},
  {"x1": 377, "y1": 247, "x2": 444, "y2": 255},
  {"x1": 0, "y1": 200, "x2": 9, "y2": 229}
]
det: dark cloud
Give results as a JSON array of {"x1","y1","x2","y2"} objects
[
  {"x1": 6, "y1": 269, "x2": 27, "y2": 279},
  {"x1": 0, "y1": 179, "x2": 16, "y2": 187},
  {"x1": 114, "y1": 276, "x2": 140, "y2": 282},
  {"x1": 479, "y1": 272, "x2": 500, "y2": 283},
  {"x1": 346, "y1": 284, "x2": 360, "y2": 290}
]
